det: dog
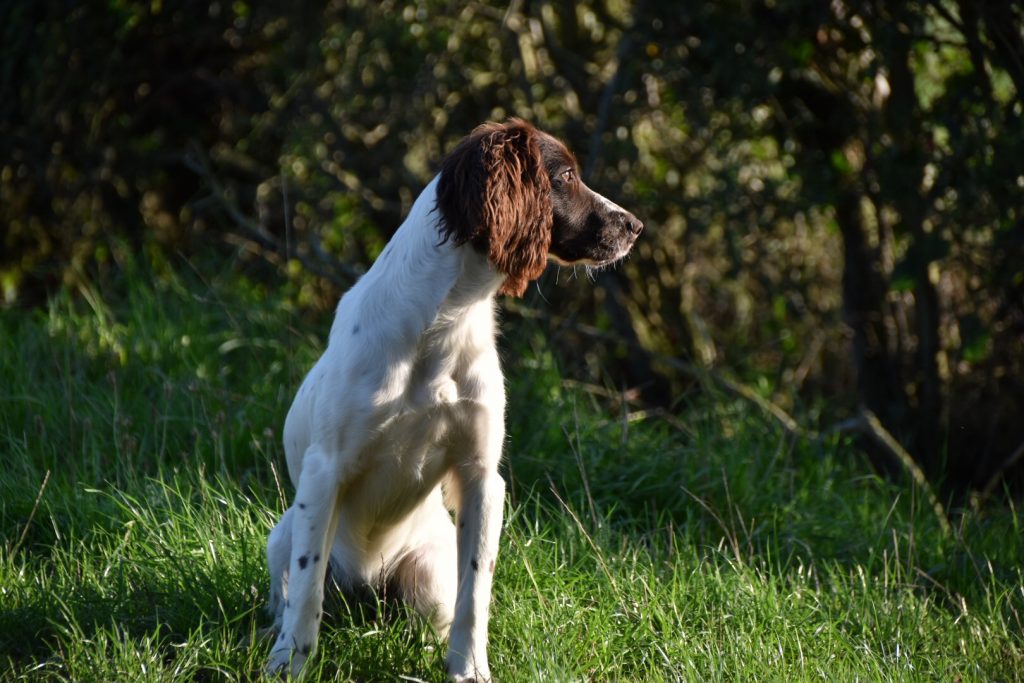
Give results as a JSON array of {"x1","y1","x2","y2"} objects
[{"x1": 265, "y1": 119, "x2": 642, "y2": 680}]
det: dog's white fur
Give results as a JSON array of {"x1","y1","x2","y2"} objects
[
  {"x1": 265, "y1": 119, "x2": 642, "y2": 681},
  {"x1": 266, "y1": 175, "x2": 508, "y2": 680}
]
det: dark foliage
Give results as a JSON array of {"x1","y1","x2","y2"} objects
[{"x1": 3, "y1": 0, "x2": 1022, "y2": 493}]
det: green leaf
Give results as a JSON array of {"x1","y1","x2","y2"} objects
[
  {"x1": 829, "y1": 150, "x2": 852, "y2": 176},
  {"x1": 958, "y1": 313, "x2": 991, "y2": 363}
]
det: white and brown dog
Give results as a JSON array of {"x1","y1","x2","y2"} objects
[{"x1": 265, "y1": 119, "x2": 642, "y2": 680}]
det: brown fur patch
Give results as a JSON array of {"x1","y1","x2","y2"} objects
[{"x1": 436, "y1": 119, "x2": 554, "y2": 297}]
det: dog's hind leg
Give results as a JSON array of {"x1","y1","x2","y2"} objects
[
  {"x1": 392, "y1": 489, "x2": 458, "y2": 637},
  {"x1": 265, "y1": 444, "x2": 344, "y2": 677}
]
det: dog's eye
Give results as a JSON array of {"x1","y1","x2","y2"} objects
[{"x1": 560, "y1": 168, "x2": 577, "y2": 182}]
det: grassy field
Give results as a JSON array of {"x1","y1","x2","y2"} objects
[{"x1": 1, "y1": 264, "x2": 1021, "y2": 682}]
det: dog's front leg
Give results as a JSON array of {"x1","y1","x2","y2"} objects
[
  {"x1": 266, "y1": 444, "x2": 342, "y2": 678},
  {"x1": 447, "y1": 407, "x2": 505, "y2": 682}
]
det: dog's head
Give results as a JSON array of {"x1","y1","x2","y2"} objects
[{"x1": 436, "y1": 119, "x2": 643, "y2": 297}]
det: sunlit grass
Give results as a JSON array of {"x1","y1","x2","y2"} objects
[{"x1": 1, "y1": 266, "x2": 1021, "y2": 681}]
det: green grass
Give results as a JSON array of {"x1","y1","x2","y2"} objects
[{"x1": 1, "y1": 264, "x2": 1022, "y2": 681}]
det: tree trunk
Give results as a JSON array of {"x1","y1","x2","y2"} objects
[
  {"x1": 878, "y1": 12, "x2": 946, "y2": 474},
  {"x1": 835, "y1": 190, "x2": 907, "y2": 444}
]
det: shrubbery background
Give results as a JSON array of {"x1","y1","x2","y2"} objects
[{"x1": 3, "y1": 1, "x2": 1023, "y2": 491}]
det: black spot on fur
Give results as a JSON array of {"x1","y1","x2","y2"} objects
[
  {"x1": 298, "y1": 502, "x2": 306, "y2": 510},
  {"x1": 352, "y1": 324, "x2": 360, "y2": 335},
  {"x1": 298, "y1": 554, "x2": 309, "y2": 570},
  {"x1": 471, "y1": 558, "x2": 479, "y2": 571},
  {"x1": 313, "y1": 554, "x2": 320, "y2": 563},
  {"x1": 301, "y1": 644, "x2": 311, "y2": 656}
]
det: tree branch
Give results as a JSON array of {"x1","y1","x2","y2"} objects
[{"x1": 184, "y1": 146, "x2": 361, "y2": 288}]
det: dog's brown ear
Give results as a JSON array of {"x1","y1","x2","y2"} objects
[{"x1": 436, "y1": 119, "x2": 552, "y2": 297}]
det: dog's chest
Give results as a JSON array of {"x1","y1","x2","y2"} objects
[
  {"x1": 349, "y1": 391, "x2": 472, "y2": 527},
  {"x1": 350, "y1": 319, "x2": 492, "y2": 510}
]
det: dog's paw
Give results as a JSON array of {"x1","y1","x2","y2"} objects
[
  {"x1": 449, "y1": 674, "x2": 490, "y2": 683},
  {"x1": 448, "y1": 670, "x2": 492, "y2": 683},
  {"x1": 266, "y1": 645, "x2": 308, "y2": 679},
  {"x1": 447, "y1": 654, "x2": 491, "y2": 682}
]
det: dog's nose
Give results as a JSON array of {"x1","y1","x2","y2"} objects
[{"x1": 622, "y1": 212, "x2": 643, "y2": 236}]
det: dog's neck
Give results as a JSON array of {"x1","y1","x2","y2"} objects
[
  {"x1": 329, "y1": 177, "x2": 505, "y2": 347},
  {"x1": 412, "y1": 175, "x2": 505, "y2": 309}
]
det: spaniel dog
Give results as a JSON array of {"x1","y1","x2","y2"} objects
[{"x1": 265, "y1": 119, "x2": 642, "y2": 680}]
